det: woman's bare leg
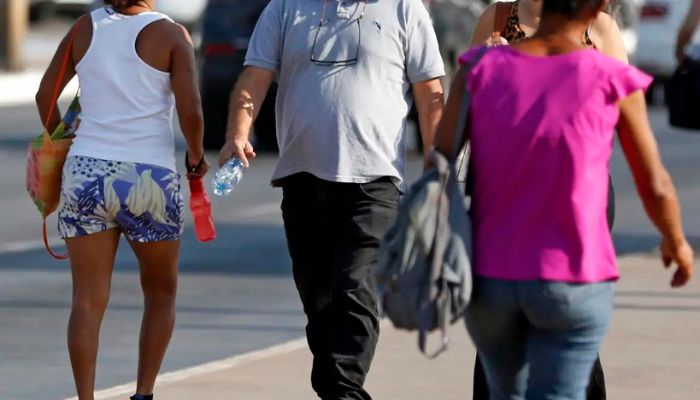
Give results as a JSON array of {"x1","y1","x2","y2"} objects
[
  {"x1": 128, "y1": 239, "x2": 180, "y2": 395},
  {"x1": 65, "y1": 229, "x2": 121, "y2": 400}
]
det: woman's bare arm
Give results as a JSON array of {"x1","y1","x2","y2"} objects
[
  {"x1": 433, "y1": 65, "x2": 469, "y2": 158},
  {"x1": 617, "y1": 91, "x2": 694, "y2": 287},
  {"x1": 168, "y1": 23, "x2": 207, "y2": 177}
]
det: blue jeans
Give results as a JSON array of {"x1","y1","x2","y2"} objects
[{"x1": 465, "y1": 278, "x2": 615, "y2": 400}]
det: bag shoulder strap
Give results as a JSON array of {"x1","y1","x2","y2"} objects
[
  {"x1": 43, "y1": 219, "x2": 69, "y2": 260},
  {"x1": 42, "y1": 17, "x2": 84, "y2": 261},
  {"x1": 493, "y1": 2, "x2": 512, "y2": 37},
  {"x1": 44, "y1": 16, "x2": 84, "y2": 136},
  {"x1": 451, "y1": 46, "x2": 489, "y2": 162},
  {"x1": 459, "y1": 46, "x2": 490, "y2": 194}
]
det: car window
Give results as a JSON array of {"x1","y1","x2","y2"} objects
[{"x1": 202, "y1": 0, "x2": 270, "y2": 47}]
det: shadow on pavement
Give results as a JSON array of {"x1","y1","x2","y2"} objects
[
  {"x1": 613, "y1": 232, "x2": 700, "y2": 255},
  {"x1": 175, "y1": 323, "x2": 303, "y2": 333},
  {"x1": 0, "y1": 299, "x2": 299, "y2": 316},
  {"x1": 4, "y1": 227, "x2": 697, "y2": 274},
  {"x1": 616, "y1": 290, "x2": 700, "y2": 299},
  {"x1": 0, "y1": 223, "x2": 292, "y2": 276},
  {"x1": 0, "y1": 137, "x2": 32, "y2": 150},
  {"x1": 614, "y1": 303, "x2": 700, "y2": 312}
]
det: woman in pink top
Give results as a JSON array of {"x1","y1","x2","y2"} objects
[{"x1": 433, "y1": 0, "x2": 694, "y2": 398}]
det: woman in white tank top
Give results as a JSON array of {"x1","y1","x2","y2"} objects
[{"x1": 35, "y1": 1, "x2": 208, "y2": 399}]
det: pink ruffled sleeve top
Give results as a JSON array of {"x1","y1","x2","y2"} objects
[{"x1": 459, "y1": 46, "x2": 652, "y2": 283}]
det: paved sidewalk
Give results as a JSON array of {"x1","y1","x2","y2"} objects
[{"x1": 101, "y1": 254, "x2": 700, "y2": 400}]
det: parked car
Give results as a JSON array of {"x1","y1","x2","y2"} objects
[
  {"x1": 88, "y1": 0, "x2": 206, "y2": 31},
  {"x1": 199, "y1": 0, "x2": 277, "y2": 151},
  {"x1": 30, "y1": 0, "x2": 93, "y2": 20},
  {"x1": 610, "y1": 0, "x2": 643, "y2": 56},
  {"x1": 156, "y1": 0, "x2": 207, "y2": 32},
  {"x1": 78, "y1": 0, "x2": 271, "y2": 152}
]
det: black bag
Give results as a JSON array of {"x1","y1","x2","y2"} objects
[{"x1": 666, "y1": 58, "x2": 700, "y2": 130}]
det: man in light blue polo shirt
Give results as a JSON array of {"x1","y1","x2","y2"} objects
[{"x1": 218, "y1": 0, "x2": 444, "y2": 398}]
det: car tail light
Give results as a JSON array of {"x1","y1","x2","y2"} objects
[
  {"x1": 203, "y1": 43, "x2": 237, "y2": 57},
  {"x1": 640, "y1": 3, "x2": 669, "y2": 18}
]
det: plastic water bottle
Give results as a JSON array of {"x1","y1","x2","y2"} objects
[
  {"x1": 212, "y1": 158, "x2": 244, "y2": 196},
  {"x1": 188, "y1": 177, "x2": 216, "y2": 242}
]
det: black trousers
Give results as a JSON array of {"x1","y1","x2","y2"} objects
[
  {"x1": 471, "y1": 178, "x2": 614, "y2": 400},
  {"x1": 280, "y1": 173, "x2": 399, "y2": 400}
]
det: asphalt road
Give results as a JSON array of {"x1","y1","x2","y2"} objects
[
  {"x1": 0, "y1": 100, "x2": 698, "y2": 400},
  {"x1": 1, "y1": 13, "x2": 698, "y2": 400}
]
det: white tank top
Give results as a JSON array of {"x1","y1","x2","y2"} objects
[{"x1": 70, "y1": 7, "x2": 177, "y2": 171}]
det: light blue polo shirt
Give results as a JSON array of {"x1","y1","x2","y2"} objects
[{"x1": 245, "y1": 0, "x2": 445, "y2": 187}]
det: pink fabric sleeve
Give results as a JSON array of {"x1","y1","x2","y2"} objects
[
  {"x1": 457, "y1": 46, "x2": 489, "y2": 92},
  {"x1": 457, "y1": 46, "x2": 486, "y2": 67},
  {"x1": 607, "y1": 62, "x2": 654, "y2": 103}
]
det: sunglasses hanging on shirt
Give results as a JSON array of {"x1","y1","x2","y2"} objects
[{"x1": 310, "y1": 0, "x2": 367, "y2": 66}]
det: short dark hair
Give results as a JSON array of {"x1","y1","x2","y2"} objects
[
  {"x1": 103, "y1": 0, "x2": 147, "y2": 8},
  {"x1": 542, "y1": 0, "x2": 607, "y2": 17}
]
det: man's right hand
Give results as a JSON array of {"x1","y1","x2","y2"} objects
[
  {"x1": 218, "y1": 138, "x2": 256, "y2": 168},
  {"x1": 219, "y1": 67, "x2": 274, "y2": 168}
]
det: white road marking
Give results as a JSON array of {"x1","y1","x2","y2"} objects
[
  {"x1": 0, "y1": 238, "x2": 65, "y2": 254},
  {"x1": 63, "y1": 338, "x2": 307, "y2": 400}
]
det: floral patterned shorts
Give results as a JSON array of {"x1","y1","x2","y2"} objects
[{"x1": 58, "y1": 156, "x2": 184, "y2": 242}]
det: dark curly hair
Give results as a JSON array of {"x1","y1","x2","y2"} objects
[
  {"x1": 543, "y1": 0, "x2": 607, "y2": 17},
  {"x1": 103, "y1": 0, "x2": 148, "y2": 8}
]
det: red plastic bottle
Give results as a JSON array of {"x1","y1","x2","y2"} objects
[{"x1": 188, "y1": 177, "x2": 216, "y2": 242}]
